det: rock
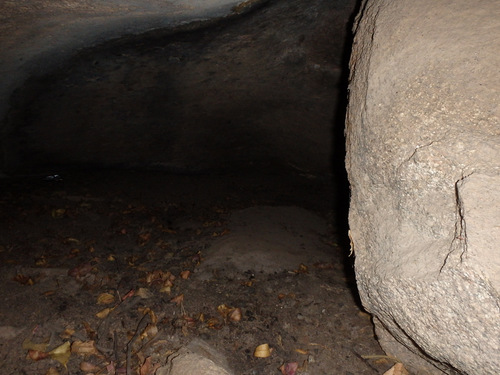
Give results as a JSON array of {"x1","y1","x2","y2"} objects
[
  {"x1": 196, "y1": 206, "x2": 331, "y2": 277},
  {"x1": 346, "y1": 0, "x2": 500, "y2": 374},
  {"x1": 156, "y1": 339, "x2": 233, "y2": 375}
]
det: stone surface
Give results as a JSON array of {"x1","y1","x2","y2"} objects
[
  {"x1": 156, "y1": 339, "x2": 233, "y2": 375},
  {"x1": 197, "y1": 206, "x2": 332, "y2": 277},
  {"x1": 346, "y1": 0, "x2": 500, "y2": 374}
]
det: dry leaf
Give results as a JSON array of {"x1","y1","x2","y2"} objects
[
  {"x1": 170, "y1": 294, "x2": 184, "y2": 305},
  {"x1": 229, "y1": 308, "x2": 242, "y2": 322},
  {"x1": 28, "y1": 349, "x2": 50, "y2": 361},
  {"x1": 140, "y1": 356, "x2": 152, "y2": 375},
  {"x1": 49, "y1": 341, "x2": 71, "y2": 367},
  {"x1": 383, "y1": 363, "x2": 410, "y2": 375},
  {"x1": 254, "y1": 343, "x2": 272, "y2": 358},
  {"x1": 97, "y1": 292, "x2": 115, "y2": 305},
  {"x1": 13, "y1": 274, "x2": 34, "y2": 285},
  {"x1": 80, "y1": 361, "x2": 100, "y2": 372},
  {"x1": 96, "y1": 307, "x2": 114, "y2": 319},
  {"x1": 71, "y1": 340, "x2": 99, "y2": 355},
  {"x1": 294, "y1": 348, "x2": 308, "y2": 355},
  {"x1": 294, "y1": 264, "x2": 308, "y2": 274},
  {"x1": 279, "y1": 362, "x2": 299, "y2": 375},
  {"x1": 60, "y1": 328, "x2": 75, "y2": 339},
  {"x1": 180, "y1": 270, "x2": 191, "y2": 279}
]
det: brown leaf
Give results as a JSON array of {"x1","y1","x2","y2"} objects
[
  {"x1": 229, "y1": 308, "x2": 242, "y2": 322},
  {"x1": 140, "y1": 356, "x2": 152, "y2": 375},
  {"x1": 71, "y1": 340, "x2": 100, "y2": 356},
  {"x1": 180, "y1": 270, "x2": 191, "y2": 279},
  {"x1": 80, "y1": 361, "x2": 100, "y2": 372},
  {"x1": 13, "y1": 274, "x2": 34, "y2": 285},
  {"x1": 170, "y1": 294, "x2": 184, "y2": 305},
  {"x1": 97, "y1": 292, "x2": 115, "y2": 305},
  {"x1": 28, "y1": 349, "x2": 50, "y2": 361}
]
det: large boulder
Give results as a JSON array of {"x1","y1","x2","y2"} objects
[{"x1": 345, "y1": 0, "x2": 500, "y2": 374}]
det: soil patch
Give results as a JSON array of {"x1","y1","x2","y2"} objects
[{"x1": 0, "y1": 170, "x2": 391, "y2": 374}]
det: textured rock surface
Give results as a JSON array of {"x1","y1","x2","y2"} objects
[
  {"x1": 156, "y1": 339, "x2": 233, "y2": 375},
  {"x1": 346, "y1": 0, "x2": 500, "y2": 374}
]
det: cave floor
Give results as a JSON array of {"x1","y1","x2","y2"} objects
[{"x1": 0, "y1": 169, "x2": 391, "y2": 374}]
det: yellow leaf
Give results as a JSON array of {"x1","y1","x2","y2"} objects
[
  {"x1": 97, "y1": 292, "x2": 115, "y2": 305},
  {"x1": 49, "y1": 341, "x2": 71, "y2": 367},
  {"x1": 254, "y1": 343, "x2": 272, "y2": 358},
  {"x1": 96, "y1": 307, "x2": 114, "y2": 319}
]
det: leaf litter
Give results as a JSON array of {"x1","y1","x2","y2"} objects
[{"x1": 0, "y1": 170, "x2": 392, "y2": 374}]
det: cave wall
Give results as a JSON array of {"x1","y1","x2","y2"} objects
[
  {"x1": 346, "y1": 0, "x2": 500, "y2": 374},
  {"x1": 0, "y1": 0, "x2": 355, "y2": 175}
]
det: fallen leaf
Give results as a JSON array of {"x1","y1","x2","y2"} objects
[
  {"x1": 254, "y1": 343, "x2": 272, "y2": 358},
  {"x1": 229, "y1": 308, "x2": 242, "y2": 322},
  {"x1": 60, "y1": 328, "x2": 75, "y2": 338},
  {"x1": 170, "y1": 294, "x2": 184, "y2": 305},
  {"x1": 13, "y1": 274, "x2": 34, "y2": 285},
  {"x1": 279, "y1": 362, "x2": 299, "y2": 375},
  {"x1": 80, "y1": 361, "x2": 100, "y2": 372},
  {"x1": 71, "y1": 340, "x2": 99, "y2": 355},
  {"x1": 28, "y1": 349, "x2": 50, "y2": 361},
  {"x1": 294, "y1": 264, "x2": 308, "y2": 274},
  {"x1": 97, "y1": 292, "x2": 115, "y2": 305},
  {"x1": 49, "y1": 341, "x2": 71, "y2": 366},
  {"x1": 96, "y1": 307, "x2": 114, "y2": 319},
  {"x1": 180, "y1": 270, "x2": 191, "y2": 279}
]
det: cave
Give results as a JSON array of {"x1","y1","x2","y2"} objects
[{"x1": 1, "y1": 0, "x2": 498, "y2": 374}]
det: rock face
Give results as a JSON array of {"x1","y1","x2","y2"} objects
[{"x1": 345, "y1": 1, "x2": 500, "y2": 374}]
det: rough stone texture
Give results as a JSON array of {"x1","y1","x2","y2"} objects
[
  {"x1": 156, "y1": 339, "x2": 233, "y2": 375},
  {"x1": 346, "y1": 0, "x2": 500, "y2": 374}
]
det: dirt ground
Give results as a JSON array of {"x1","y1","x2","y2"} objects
[{"x1": 0, "y1": 170, "x2": 394, "y2": 375}]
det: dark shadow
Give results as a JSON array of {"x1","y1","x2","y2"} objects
[{"x1": 330, "y1": 0, "x2": 363, "y2": 307}]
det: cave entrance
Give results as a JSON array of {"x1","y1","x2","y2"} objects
[{"x1": 0, "y1": 0, "x2": 391, "y2": 374}]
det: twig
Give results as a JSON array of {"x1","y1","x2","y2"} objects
[{"x1": 126, "y1": 313, "x2": 151, "y2": 375}]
